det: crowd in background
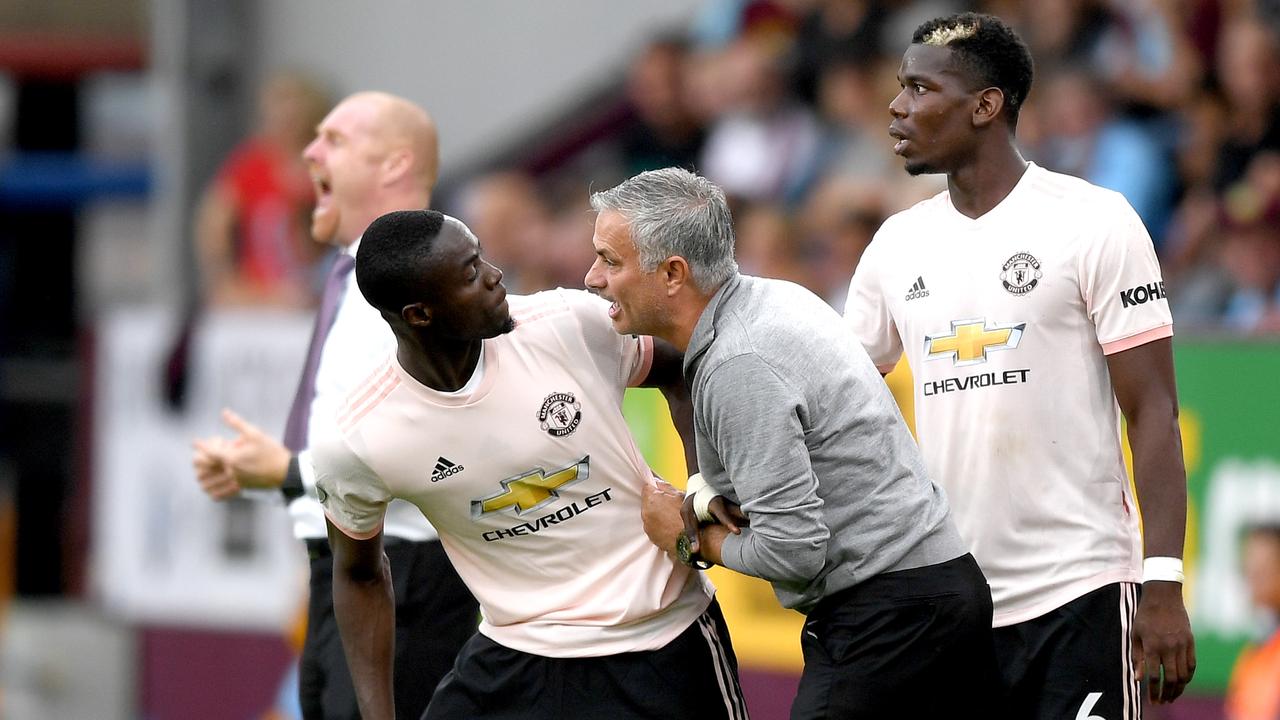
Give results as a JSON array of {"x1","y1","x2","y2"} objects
[
  {"x1": 198, "y1": 0, "x2": 1280, "y2": 330},
  {"x1": 445, "y1": 0, "x2": 1280, "y2": 334}
]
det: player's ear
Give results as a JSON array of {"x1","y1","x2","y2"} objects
[
  {"x1": 381, "y1": 148, "x2": 413, "y2": 186},
  {"x1": 659, "y1": 256, "x2": 692, "y2": 296},
  {"x1": 973, "y1": 87, "x2": 1004, "y2": 129},
  {"x1": 401, "y1": 302, "x2": 431, "y2": 327}
]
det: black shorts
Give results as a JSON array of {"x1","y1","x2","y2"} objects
[
  {"x1": 299, "y1": 538, "x2": 477, "y2": 720},
  {"x1": 993, "y1": 582, "x2": 1143, "y2": 720},
  {"x1": 791, "y1": 553, "x2": 998, "y2": 720},
  {"x1": 424, "y1": 598, "x2": 748, "y2": 720}
]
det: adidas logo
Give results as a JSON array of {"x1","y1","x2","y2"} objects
[
  {"x1": 905, "y1": 276, "x2": 930, "y2": 301},
  {"x1": 431, "y1": 457, "x2": 465, "y2": 482}
]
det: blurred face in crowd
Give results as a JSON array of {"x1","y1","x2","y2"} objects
[
  {"x1": 889, "y1": 44, "x2": 983, "y2": 176},
  {"x1": 585, "y1": 209, "x2": 670, "y2": 337},
  {"x1": 259, "y1": 73, "x2": 328, "y2": 152},
  {"x1": 1242, "y1": 530, "x2": 1280, "y2": 611},
  {"x1": 1218, "y1": 20, "x2": 1279, "y2": 111},
  {"x1": 303, "y1": 95, "x2": 393, "y2": 246},
  {"x1": 628, "y1": 43, "x2": 691, "y2": 131}
]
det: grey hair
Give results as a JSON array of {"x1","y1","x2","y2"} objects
[{"x1": 589, "y1": 167, "x2": 737, "y2": 292}]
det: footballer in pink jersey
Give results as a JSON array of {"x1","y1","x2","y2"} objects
[{"x1": 316, "y1": 209, "x2": 748, "y2": 720}]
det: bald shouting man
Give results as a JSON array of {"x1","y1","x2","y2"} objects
[{"x1": 192, "y1": 92, "x2": 477, "y2": 719}]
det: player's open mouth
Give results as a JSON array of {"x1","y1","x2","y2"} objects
[
  {"x1": 608, "y1": 301, "x2": 621, "y2": 319},
  {"x1": 312, "y1": 174, "x2": 333, "y2": 201},
  {"x1": 889, "y1": 127, "x2": 909, "y2": 155}
]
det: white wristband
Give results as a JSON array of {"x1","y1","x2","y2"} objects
[
  {"x1": 1143, "y1": 556, "x2": 1185, "y2": 584},
  {"x1": 684, "y1": 473, "x2": 720, "y2": 523},
  {"x1": 693, "y1": 486, "x2": 717, "y2": 523}
]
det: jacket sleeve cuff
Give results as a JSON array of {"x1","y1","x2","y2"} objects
[{"x1": 280, "y1": 454, "x2": 305, "y2": 501}]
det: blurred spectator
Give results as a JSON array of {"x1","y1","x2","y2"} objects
[
  {"x1": 796, "y1": 176, "x2": 885, "y2": 305},
  {"x1": 1093, "y1": 0, "x2": 1201, "y2": 114},
  {"x1": 787, "y1": 0, "x2": 888, "y2": 105},
  {"x1": 1020, "y1": 0, "x2": 1117, "y2": 69},
  {"x1": 690, "y1": 0, "x2": 802, "y2": 49},
  {"x1": 455, "y1": 170, "x2": 555, "y2": 294},
  {"x1": 194, "y1": 70, "x2": 331, "y2": 309},
  {"x1": 454, "y1": 0, "x2": 1280, "y2": 342},
  {"x1": 1210, "y1": 17, "x2": 1280, "y2": 191},
  {"x1": 540, "y1": 180, "x2": 601, "y2": 290},
  {"x1": 1218, "y1": 154, "x2": 1280, "y2": 332},
  {"x1": 813, "y1": 53, "x2": 897, "y2": 184},
  {"x1": 699, "y1": 37, "x2": 824, "y2": 205},
  {"x1": 1224, "y1": 524, "x2": 1280, "y2": 720},
  {"x1": 1033, "y1": 67, "x2": 1177, "y2": 242},
  {"x1": 734, "y1": 202, "x2": 812, "y2": 285},
  {"x1": 619, "y1": 36, "x2": 707, "y2": 174}
]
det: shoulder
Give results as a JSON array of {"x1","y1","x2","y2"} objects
[
  {"x1": 1024, "y1": 165, "x2": 1134, "y2": 222},
  {"x1": 335, "y1": 357, "x2": 402, "y2": 435},
  {"x1": 703, "y1": 277, "x2": 838, "y2": 368},
  {"x1": 509, "y1": 288, "x2": 605, "y2": 327},
  {"x1": 864, "y1": 190, "x2": 950, "y2": 258},
  {"x1": 879, "y1": 190, "x2": 949, "y2": 233}
]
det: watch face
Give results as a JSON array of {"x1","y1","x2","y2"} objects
[{"x1": 676, "y1": 532, "x2": 693, "y2": 566}]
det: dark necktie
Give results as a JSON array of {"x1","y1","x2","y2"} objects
[{"x1": 282, "y1": 252, "x2": 356, "y2": 452}]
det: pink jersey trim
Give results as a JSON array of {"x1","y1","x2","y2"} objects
[
  {"x1": 512, "y1": 296, "x2": 572, "y2": 326},
  {"x1": 339, "y1": 367, "x2": 401, "y2": 432},
  {"x1": 340, "y1": 361, "x2": 396, "y2": 422},
  {"x1": 629, "y1": 335, "x2": 655, "y2": 387},
  {"x1": 1100, "y1": 324, "x2": 1173, "y2": 356},
  {"x1": 323, "y1": 509, "x2": 384, "y2": 541}
]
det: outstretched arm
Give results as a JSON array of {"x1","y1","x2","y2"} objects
[
  {"x1": 1106, "y1": 337, "x2": 1196, "y2": 704},
  {"x1": 327, "y1": 519, "x2": 396, "y2": 720}
]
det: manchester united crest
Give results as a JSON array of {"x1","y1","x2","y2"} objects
[
  {"x1": 1000, "y1": 252, "x2": 1042, "y2": 296},
  {"x1": 538, "y1": 392, "x2": 582, "y2": 437}
]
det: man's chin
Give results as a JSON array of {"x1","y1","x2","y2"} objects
[
  {"x1": 903, "y1": 158, "x2": 939, "y2": 177},
  {"x1": 310, "y1": 208, "x2": 340, "y2": 245},
  {"x1": 482, "y1": 316, "x2": 516, "y2": 338}
]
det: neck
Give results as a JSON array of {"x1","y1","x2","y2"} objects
[
  {"x1": 667, "y1": 283, "x2": 721, "y2": 352},
  {"x1": 945, "y1": 139, "x2": 1028, "y2": 219},
  {"x1": 394, "y1": 327, "x2": 482, "y2": 392}
]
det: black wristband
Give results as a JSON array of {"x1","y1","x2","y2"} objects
[{"x1": 281, "y1": 454, "x2": 305, "y2": 501}]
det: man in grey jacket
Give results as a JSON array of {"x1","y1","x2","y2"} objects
[{"x1": 584, "y1": 167, "x2": 996, "y2": 719}]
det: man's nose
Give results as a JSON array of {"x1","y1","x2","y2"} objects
[
  {"x1": 889, "y1": 91, "x2": 908, "y2": 119},
  {"x1": 584, "y1": 261, "x2": 603, "y2": 289}
]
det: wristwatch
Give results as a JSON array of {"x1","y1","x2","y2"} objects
[{"x1": 676, "y1": 531, "x2": 712, "y2": 570}]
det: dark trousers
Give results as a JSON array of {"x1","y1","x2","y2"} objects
[
  {"x1": 299, "y1": 538, "x2": 478, "y2": 720},
  {"x1": 791, "y1": 553, "x2": 998, "y2": 719},
  {"x1": 425, "y1": 598, "x2": 748, "y2": 720},
  {"x1": 993, "y1": 582, "x2": 1142, "y2": 720}
]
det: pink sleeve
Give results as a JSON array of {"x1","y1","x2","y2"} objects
[
  {"x1": 1100, "y1": 325, "x2": 1173, "y2": 355},
  {"x1": 627, "y1": 335, "x2": 655, "y2": 388},
  {"x1": 1078, "y1": 197, "x2": 1173, "y2": 349}
]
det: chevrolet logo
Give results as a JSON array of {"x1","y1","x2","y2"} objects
[
  {"x1": 471, "y1": 456, "x2": 589, "y2": 518},
  {"x1": 925, "y1": 319, "x2": 1025, "y2": 366}
]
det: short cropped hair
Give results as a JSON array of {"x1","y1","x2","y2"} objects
[
  {"x1": 913, "y1": 13, "x2": 1034, "y2": 127},
  {"x1": 589, "y1": 168, "x2": 737, "y2": 292},
  {"x1": 356, "y1": 208, "x2": 446, "y2": 314}
]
